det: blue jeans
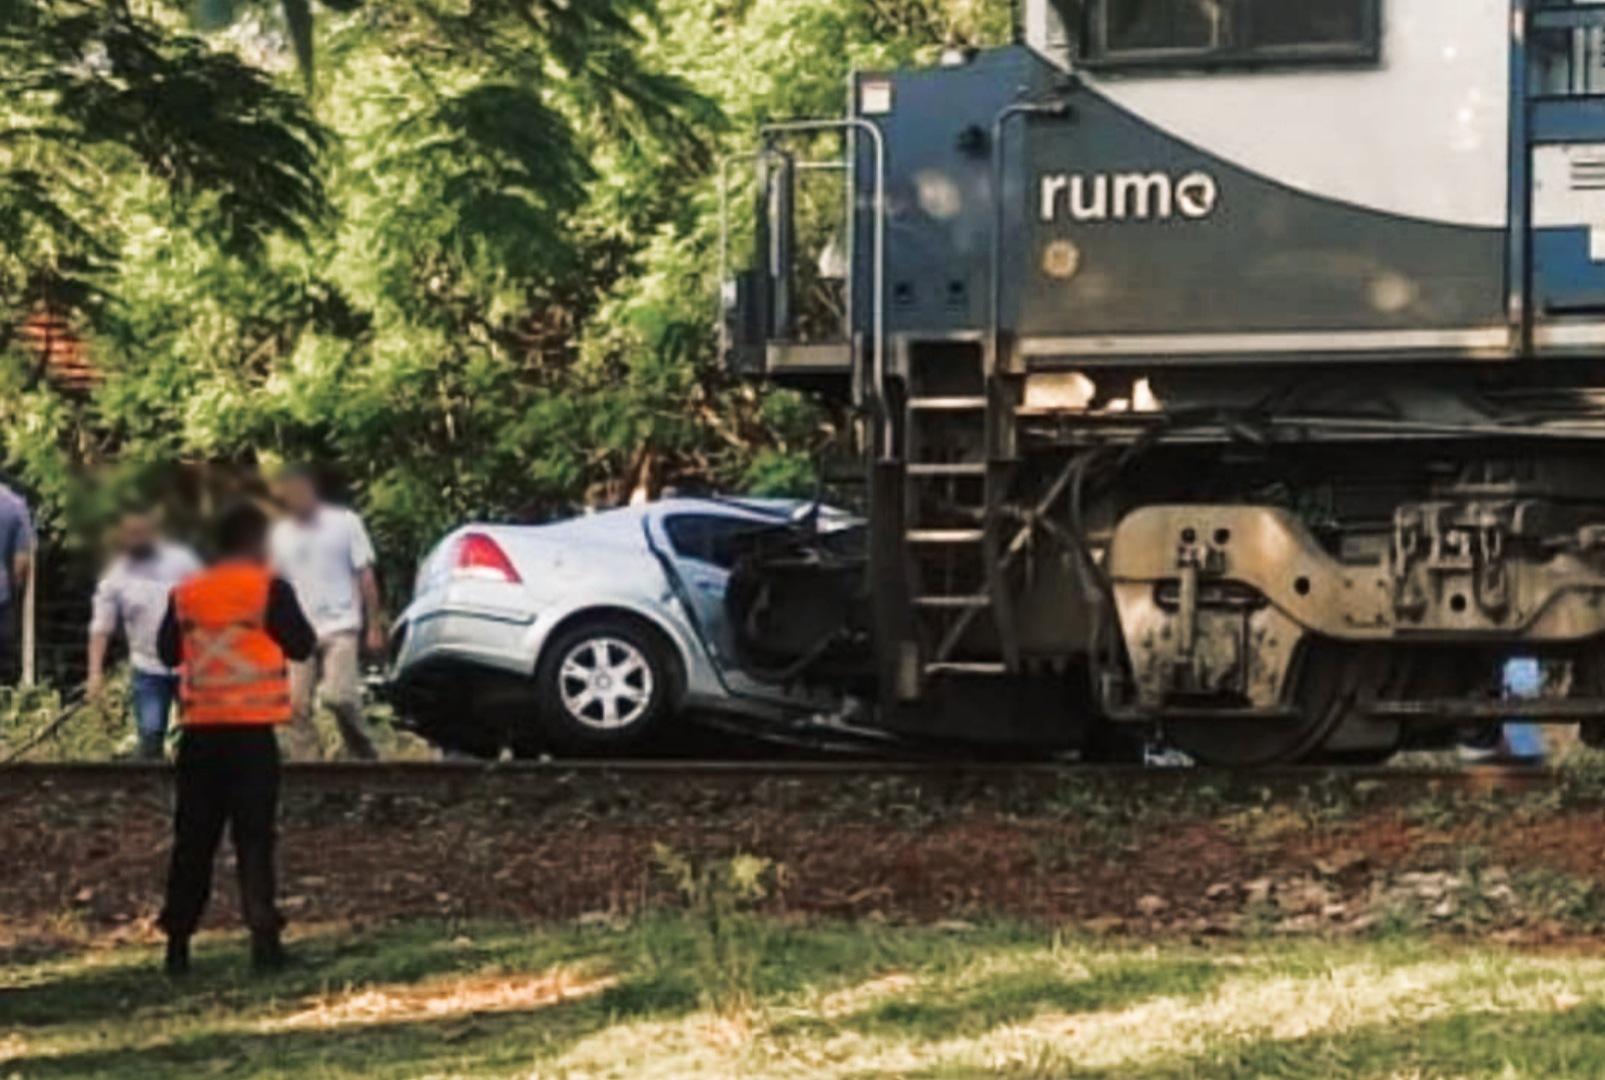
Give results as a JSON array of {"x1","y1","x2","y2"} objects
[{"x1": 132, "y1": 671, "x2": 180, "y2": 760}]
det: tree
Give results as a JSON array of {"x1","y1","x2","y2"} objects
[
  {"x1": 2, "y1": 0, "x2": 1011, "y2": 589},
  {"x1": 0, "y1": 0, "x2": 329, "y2": 533},
  {"x1": 0, "y1": 0, "x2": 328, "y2": 325}
]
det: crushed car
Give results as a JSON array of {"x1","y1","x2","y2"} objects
[{"x1": 386, "y1": 497, "x2": 864, "y2": 756}]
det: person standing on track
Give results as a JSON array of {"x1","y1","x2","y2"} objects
[
  {"x1": 87, "y1": 510, "x2": 200, "y2": 759},
  {"x1": 0, "y1": 477, "x2": 34, "y2": 687},
  {"x1": 269, "y1": 465, "x2": 386, "y2": 761},
  {"x1": 155, "y1": 502, "x2": 315, "y2": 976}
]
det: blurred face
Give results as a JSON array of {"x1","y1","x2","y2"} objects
[
  {"x1": 118, "y1": 513, "x2": 159, "y2": 559},
  {"x1": 277, "y1": 473, "x2": 320, "y2": 519}
]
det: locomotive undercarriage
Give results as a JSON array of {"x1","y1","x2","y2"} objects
[
  {"x1": 729, "y1": 359, "x2": 1605, "y2": 764},
  {"x1": 985, "y1": 368, "x2": 1605, "y2": 763}
]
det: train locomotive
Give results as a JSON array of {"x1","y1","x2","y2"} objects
[{"x1": 721, "y1": 0, "x2": 1605, "y2": 765}]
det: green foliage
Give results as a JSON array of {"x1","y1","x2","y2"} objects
[
  {"x1": 0, "y1": 0, "x2": 328, "y2": 308},
  {"x1": 0, "y1": 678, "x2": 125, "y2": 762},
  {"x1": 2, "y1": 0, "x2": 1011, "y2": 590},
  {"x1": 653, "y1": 842, "x2": 783, "y2": 1014},
  {"x1": 0, "y1": 0, "x2": 330, "y2": 555}
]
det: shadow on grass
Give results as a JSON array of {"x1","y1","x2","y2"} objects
[
  {"x1": 2, "y1": 918, "x2": 1021, "y2": 1078},
  {"x1": 2, "y1": 999, "x2": 627, "y2": 1079},
  {"x1": 1, "y1": 922, "x2": 704, "y2": 1079},
  {"x1": 1, "y1": 922, "x2": 619, "y2": 1028}
]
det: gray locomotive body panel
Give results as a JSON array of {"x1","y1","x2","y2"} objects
[
  {"x1": 1018, "y1": 89, "x2": 1507, "y2": 346},
  {"x1": 857, "y1": 40, "x2": 1513, "y2": 364}
]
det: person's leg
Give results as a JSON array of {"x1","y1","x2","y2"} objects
[
  {"x1": 1501, "y1": 659, "x2": 1548, "y2": 765},
  {"x1": 1503, "y1": 723, "x2": 1547, "y2": 764},
  {"x1": 321, "y1": 632, "x2": 378, "y2": 760},
  {"x1": 280, "y1": 647, "x2": 324, "y2": 761},
  {"x1": 129, "y1": 672, "x2": 173, "y2": 760},
  {"x1": 157, "y1": 673, "x2": 181, "y2": 734},
  {"x1": 0, "y1": 600, "x2": 18, "y2": 687},
  {"x1": 224, "y1": 727, "x2": 285, "y2": 967},
  {"x1": 158, "y1": 730, "x2": 229, "y2": 971}
]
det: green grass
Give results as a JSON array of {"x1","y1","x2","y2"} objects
[{"x1": 7, "y1": 919, "x2": 1605, "y2": 1078}]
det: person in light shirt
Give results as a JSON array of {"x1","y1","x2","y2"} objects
[
  {"x1": 88, "y1": 510, "x2": 201, "y2": 759},
  {"x1": 269, "y1": 465, "x2": 386, "y2": 760}
]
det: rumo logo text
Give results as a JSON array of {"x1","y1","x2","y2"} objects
[{"x1": 1039, "y1": 170, "x2": 1219, "y2": 223}]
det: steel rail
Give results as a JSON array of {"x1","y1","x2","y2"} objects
[{"x1": 0, "y1": 759, "x2": 1564, "y2": 795}]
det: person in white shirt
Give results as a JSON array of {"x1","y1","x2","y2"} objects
[
  {"x1": 270, "y1": 466, "x2": 386, "y2": 760},
  {"x1": 87, "y1": 510, "x2": 201, "y2": 759}
]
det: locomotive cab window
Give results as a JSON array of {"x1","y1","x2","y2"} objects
[
  {"x1": 1532, "y1": 26, "x2": 1605, "y2": 96},
  {"x1": 1085, "y1": 0, "x2": 1380, "y2": 68}
]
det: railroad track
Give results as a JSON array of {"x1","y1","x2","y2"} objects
[{"x1": 0, "y1": 758, "x2": 1565, "y2": 796}]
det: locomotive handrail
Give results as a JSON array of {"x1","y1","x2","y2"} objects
[
  {"x1": 719, "y1": 149, "x2": 853, "y2": 332},
  {"x1": 716, "y1": 152, "x2": 847, "y2": 302},
  {"x1": 740, "y1": 118, "x2": 888, "y2": 459},
  {"x1": 717, "y1": 147, "x2": 778, "y2": 361},
  {"x1": 989, "y1": 97, "x2": 1073, "y2": 382}
]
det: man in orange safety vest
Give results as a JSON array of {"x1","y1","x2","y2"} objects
[{"x1": 154, "y1": 502, "x2": 315, "y2": 976}]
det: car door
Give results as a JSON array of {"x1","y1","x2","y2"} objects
[{"x1": 648, "y1": 509, "x2": 771, "y2": 676}]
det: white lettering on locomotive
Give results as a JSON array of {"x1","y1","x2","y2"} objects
[{"x1": 1039, "y1": 170, "x2": 1219, "y2": 223}]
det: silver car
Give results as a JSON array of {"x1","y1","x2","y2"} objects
[{"x1": 387, "y1": 497, "x2": 850, "y2": 755}]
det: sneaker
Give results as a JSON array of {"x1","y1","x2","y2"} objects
[
  {"x1": 1457, "y1": 724, "x2": 1503, "y2": 764},
  {"x1": 1143, "y1": 743, "x2": 1195, "y2": 768},
  {"x1": 250, "y1": 932, "x2": 289, "y2": 974},
  {"x1": 164, "y1": 937, "x2": 190, "y2": 977}
]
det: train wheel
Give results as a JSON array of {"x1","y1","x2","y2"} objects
[{"x1": 1161, "y1": 642, "x2": 1371, "y2": 768}]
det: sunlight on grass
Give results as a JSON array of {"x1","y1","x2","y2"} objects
[
  {"x1": 261, "y1": 967, "x2": 618, "y2": 1032},
  {"x1": 551, "y1": 948, "x2": 1463, "y2": 1076},
  {"x1": 6, "y1": 920, "x2": 1605, "y2": 1078}
]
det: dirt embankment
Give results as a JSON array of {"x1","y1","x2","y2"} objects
[{"x1": 5, "y1": 770, "x2": 1605, "y2": 953}]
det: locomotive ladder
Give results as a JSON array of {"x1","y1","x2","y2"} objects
[
  {"x1": 897, "y1": 97, "x2": 1067, "y2": 686},
  {"x1": 901, "y1": 352, "x2": 1020, "y2": 681}
]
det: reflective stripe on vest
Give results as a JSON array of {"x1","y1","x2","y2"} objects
[{"x1": 174, "y1": 565, "x2": 292, "y2": 726}]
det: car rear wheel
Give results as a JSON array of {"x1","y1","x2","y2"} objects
[{"x1": 534, "y1": 617, "x2": 677, "y2": 755}]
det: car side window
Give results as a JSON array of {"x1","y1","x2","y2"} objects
[{"x1": 663, "y1": 514, "x2": 754, "y2": 569}]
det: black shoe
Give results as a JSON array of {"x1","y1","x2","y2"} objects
[
  {"x1": 250, "y1": 931, "x2": 289, "y2": 973},
  {"x1": 164, "y1": 937, "x2": 190, "y2": 977}
]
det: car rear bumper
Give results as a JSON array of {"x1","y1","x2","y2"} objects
[
  {"x1": 391, "y1": 607, "x2": 537, "y2": 680},
  {"x1": 384, "y1": 607, "x2": 541, "y2": 746}
]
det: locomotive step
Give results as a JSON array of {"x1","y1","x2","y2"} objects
[
  {"x1": 913, "y1": 594, "x2": 992, "y2": 608},
  {"x1": 907, "y1": 463, "x2": 987, "y2": 477},
  {"x1": 907, "y1": 396, "x2": 987, "y2": 412},
  {"x1": 924, "y1": 661, "x2": 1009, "y2": 675},
  {"x1": 905, "y1": 528, "x2": 985, "y2": 543}
]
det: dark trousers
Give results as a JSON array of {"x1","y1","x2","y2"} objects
[
  {"x1": 159, "y1": 725, "x2": 284, "y2": 940},
  {"x1": 0, "y1": 600, "x2": 17, "y2": 686}
]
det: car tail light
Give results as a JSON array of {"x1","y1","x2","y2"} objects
[{"x1": 452, "y1": 532, "x2": 522, "y2": 583}]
